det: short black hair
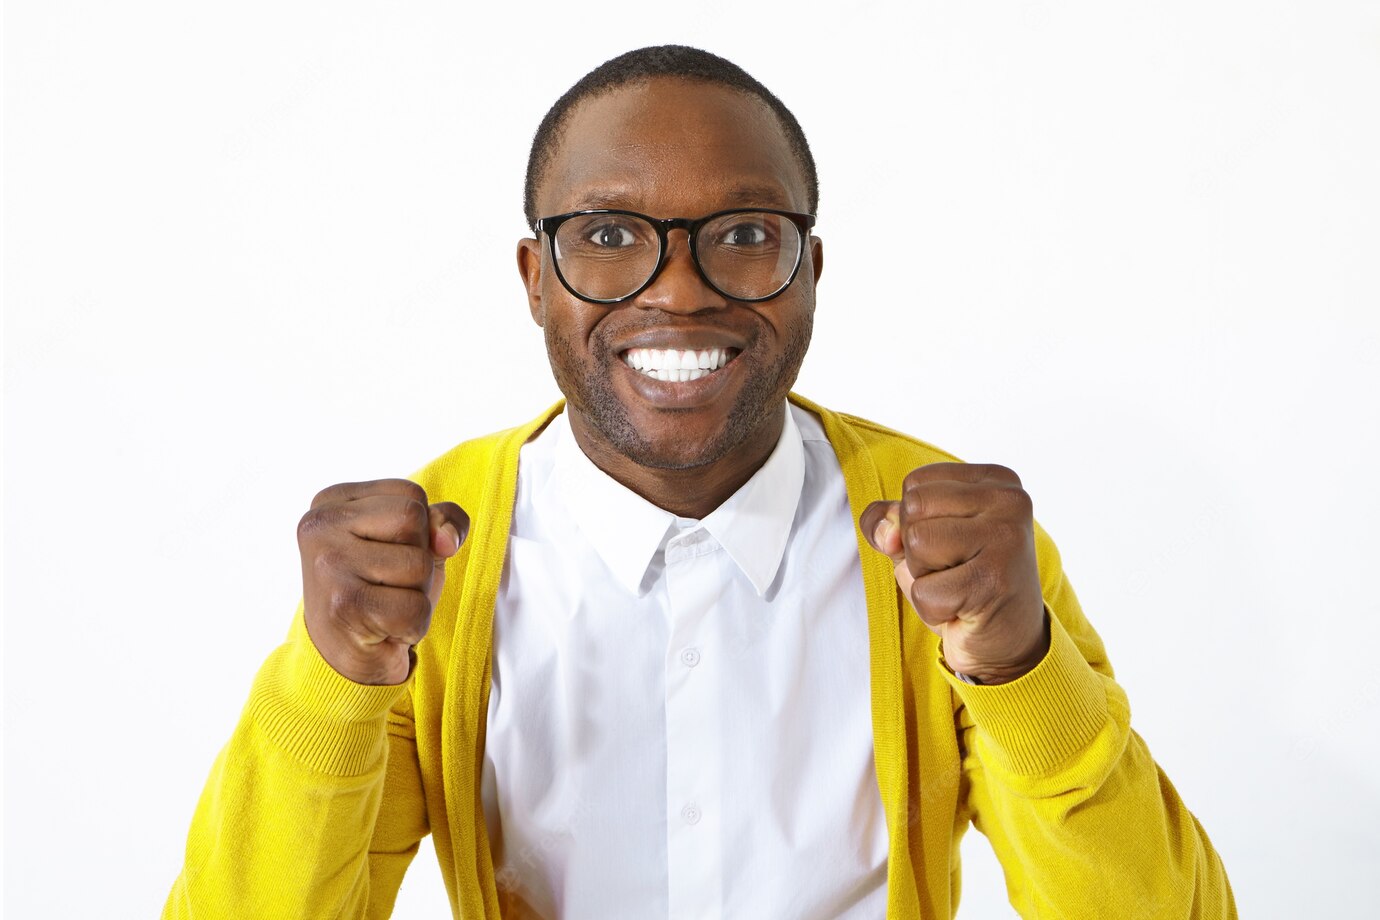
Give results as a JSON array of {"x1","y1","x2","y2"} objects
[{"x1": 523, "y1": 45, "x2": 819, "y2": 233}]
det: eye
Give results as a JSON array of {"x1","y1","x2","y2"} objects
[
  {"x1": 586, "y1": 221, "x2": 640, "y2": 248},
  {"x1": 716, "y1": 219, "x2": 772, "y2": 247}
]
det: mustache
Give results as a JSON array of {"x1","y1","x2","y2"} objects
[{"x1": 593, "y1": 313, "x2": 758, "y2": 351}]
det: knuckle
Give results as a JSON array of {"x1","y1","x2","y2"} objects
[
  {"x1": 388, "y1": 499, "x2": 429, "y2": 542},
  {"x1": 309, "y1": 482, "x2": 345, "y2": 509},
  {"x1": 992, "y1": 515, "x2": 1033, "y2": 548},
  {"x1": 394, "y1": 479, "x2": 429, "y2": 506},
  {"x1": 902, "y1": 489, "x2": 928, "y2": 520},
  {"x1": 983, "y1": 515, "x2": 1014, "y2": 541},
  {"x1": 296, "y1": 507, "x2": 328, "y2": 543},
  {"x1": 404, "y1": 497, "x2": 429, "y2": 528},
  {"x1": 407, "y1": 590, "x2": 434, "y2": 625},
  {"x1": 312, "y1": 545, "x2": 349, "y2": 578},
  {"x1": 399, "y1": 547, "x2": 433, "y2": 589},
  {"x1": 923, "y1": 461, "x2": 962, "y2": 479},
  {"x1": 999, "y1": 484, "x2": 1033, "y2": 515},
  {"x1": 902, "y1": 519, "x2": 925, "y2": 554},
  {"x1": 903, "y1": 464, "x2": 939, "y2": 489},
  {"x1": 300, "y1": 503, "x2": 349, "y2": 542},
  {"x1": 907, "y1": 576, "x2": 930, "y2": 608},
  {"x1": 907, "y1": 579, "x2": 926, "y2": 611},
  {"x1": 985, "y1": 463, "x2": 1022, "y2": 485},
  {"x1": 1016, "y1": 489, "x2": 1033, "y2": 516},
  {"x1": 909, "y1": 580, "x2": 954, "y2": 623},
  {"x1": 328, "y1": 582, "x2": 366, "y2": 621},
  {"x1": 389, "y1": 592, "x2": 433, "y2": 640}
]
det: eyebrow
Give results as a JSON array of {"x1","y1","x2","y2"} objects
[{"x1": 569, "y1": 183, "x2": 798, "y2": 213}]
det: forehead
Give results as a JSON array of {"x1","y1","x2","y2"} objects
[{"x1": 540, "y1": 77, "x2": 810, "y2": 216}]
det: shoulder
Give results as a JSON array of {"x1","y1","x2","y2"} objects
[
  {"x1": 789, "y1": 393, "x2": 965, "y2": 492},
  {"x1": 403, "y1": 399, "x2": 566, "y2": 508}
]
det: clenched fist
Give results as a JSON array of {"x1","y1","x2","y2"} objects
[
  {"x1": 860, "y1": 463, "x2": 1050, "y2": 685},
  {"x1": 297, "y1": 479, "x2": 469, "y2": 685}
]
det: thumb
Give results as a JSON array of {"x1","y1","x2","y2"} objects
[
  {"x1": 426, "y1": 502, "x2": 470, "y2": 608},
  {"x1": 859, "y1": 500, "x2": 904, "y2": 560},
  {"x1": 860, "y1": 500, "x2": 921, "y2": 621},
  {"x1": 428, "y1": 502, "x2": 471, "y2": 558}
]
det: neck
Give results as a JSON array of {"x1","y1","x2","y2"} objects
[{"x1": 567, "y1": 406, "x2": 785, "y2": 519}]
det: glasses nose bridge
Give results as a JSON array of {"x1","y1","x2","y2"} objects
[
  {"x1": 661, "y1": 216, "x2": 698, "y2": 235},
  {"x1": 656, "y1": 216, "x2": 700, "y2": 257},
  {"x1": 635, "y1": 215, "x2": 723, "y2": 310},
  {"x1": 651, "y1": 216, "x2": 706, "y2": 277}
]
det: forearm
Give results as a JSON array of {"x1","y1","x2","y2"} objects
[
  {"x1": 949, "y1": 615, "x2": 1236, "y2": 918},
  {"x1": 162, "y1": 606, "x2": 412, "y2": 920}
]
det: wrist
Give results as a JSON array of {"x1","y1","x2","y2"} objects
[{"x1": 946, "y1": 609, "x2": 1052, "y2": 686}]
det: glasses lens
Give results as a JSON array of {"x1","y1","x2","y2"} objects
[
  {"x1": 552, "y1": 213, "x2": 659, "y2": 301},
  {"x1": 696, "y1": 212, "x2": 803, "y2": 300}
]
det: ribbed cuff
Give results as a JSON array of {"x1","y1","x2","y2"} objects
[
  {"x1": 244, "y1": 617, "x2": 411, "y2": 777},
  {"x1": 938, "y1": 612, "x2": 1108, "y2": 776}
]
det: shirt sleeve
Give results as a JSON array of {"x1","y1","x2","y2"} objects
[
  {"x1": 160, "y1": 599, "x2": 430, "y2": 919},
  {"x1": 943, "y1": 521, "x2": 1238, "y2": 918}
]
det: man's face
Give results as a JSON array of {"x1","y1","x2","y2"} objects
[{"x1": 518, "y1": 77, "x2": 823, "y2": 472}]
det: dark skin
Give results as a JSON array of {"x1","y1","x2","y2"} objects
[
  {"x1": 859, "y1": 467, "x2": 1050, "y2": 683},
  {"x1": 518, "y1": 77, "x2": 1049, "y2": 683},
  {"x1": 517, "y1": 79, "x2": 822, "y2": 519},
  {"x1": 293, "y1": 76, "x2": 1047, "y2": 687}
]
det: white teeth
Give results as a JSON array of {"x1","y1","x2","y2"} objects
[{"x1": 622, "y1": 346, "x2": 735, "y2": 380}]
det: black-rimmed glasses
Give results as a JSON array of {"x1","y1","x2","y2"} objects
[{"x1": 534, "y1": 208, "x2": 816, "y2": 304}]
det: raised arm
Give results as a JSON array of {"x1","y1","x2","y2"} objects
[
  {"x1": 861, "y1": 465, "x2": 1236, "y2": 917},
  {"x1": 161, "y1": 479, "x2": 467, "y2": 918}
]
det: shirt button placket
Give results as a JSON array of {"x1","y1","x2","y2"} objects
[{"x1": 663, "y1": 524, "x2": 722, "y2": 917}]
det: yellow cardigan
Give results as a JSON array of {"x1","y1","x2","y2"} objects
[{"x1": 163, "y1": 393, "x2": 1236, "y2": 919}]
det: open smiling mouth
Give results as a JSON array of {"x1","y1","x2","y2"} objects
[{"x1": 620, "y1": 347, "x2": 742, "y2": 382}]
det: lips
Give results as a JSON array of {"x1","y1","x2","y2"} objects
[
  {"x1": 613, "y1": 343, "x2": 745, "y2": 409},
  {"x1": 621, "y1": 346, "x2": 740, "y2": 382}
]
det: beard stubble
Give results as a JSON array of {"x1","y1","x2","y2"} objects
[{"x1": 545, "y1": 312, "x2": 814, "y2": 472}]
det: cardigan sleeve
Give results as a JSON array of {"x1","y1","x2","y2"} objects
[
  {"x1": 160, "y1": 599, "x2": 430, "y2": 920},
  {"x1": 943, "y1": 521, "x2": 1238, "y2": 919}
]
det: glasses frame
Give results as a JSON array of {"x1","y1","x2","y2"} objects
[{"x1": 534, "y1": 207, "x2": 818, "y2": 305}]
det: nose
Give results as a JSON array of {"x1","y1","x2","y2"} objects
[{"x1": 633, "y1": 230, "x2": 729, "y2": 314}]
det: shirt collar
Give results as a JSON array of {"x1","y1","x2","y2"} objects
[
  {"x1": 547, "y1": 402, "x2": 805, "y2": 597},
  {"x1": 699, "y1": 403, "x2": 804, "y2": 596}
]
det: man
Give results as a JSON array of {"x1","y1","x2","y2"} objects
[{"x1": 163, "y1": 45, "x2": 1236, "y2": 919}]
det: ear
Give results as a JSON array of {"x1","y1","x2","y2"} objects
[
  {"x1": 516, "y1": 236, "x2": 545, "y2": 327},
  {"x1": 809, "y1": 235, "x2": 824, "y2": 285}
]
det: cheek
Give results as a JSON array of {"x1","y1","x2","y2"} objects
[
  {"x1": 540, "y1": 300, "x2": 605, "y2": 370},
  {"x1": 764, "y1": 298, "x2": 815, "y2": 352}
]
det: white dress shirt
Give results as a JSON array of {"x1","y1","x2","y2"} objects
[{"x1": 480, "y1": 400, "x2": 888, "y2": 919}]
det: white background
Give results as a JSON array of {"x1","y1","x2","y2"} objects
[{"x1": 5, "y1": 1, "x2": 1378, "y2": 916}]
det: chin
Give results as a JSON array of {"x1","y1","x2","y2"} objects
[
  {"x1": 593, "y1": 407, "x2": 741, "y2": 472},
  {"x1": 550, "y1": 324, "x2": 807, "y2": 474}
]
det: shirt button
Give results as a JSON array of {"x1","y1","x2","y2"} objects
[
  {"x1": 681, "y1": 804, "x2": 702, "y2": 825},
  {"x1": 679, "y1": 647, "x2": 701, "y2": 668}
]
